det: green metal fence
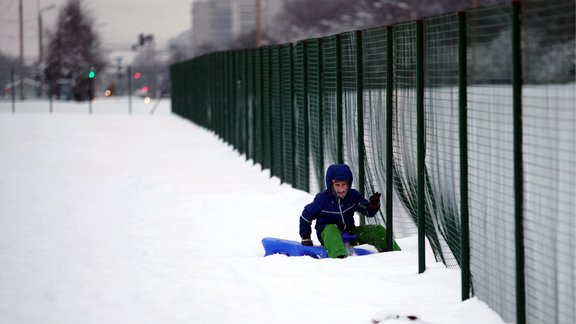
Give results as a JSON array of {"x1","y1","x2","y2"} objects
[{"x1": 170, "y1": 1, "x2": 575, "y2": 323}]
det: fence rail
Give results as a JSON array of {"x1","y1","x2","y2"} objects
[{"x1": 170, "y1": 1, "x2": 575, "y2": 323}]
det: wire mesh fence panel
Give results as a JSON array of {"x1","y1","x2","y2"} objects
[
  {"x1": 280, "y1": 45, "x2": 295, "y2": 185},
  {"x1": 261, "y1": 47, "x2": 272, "y2": 171},
  {"x1": 245, "y1": 50, "x2": 255, "y2": 161},
  {"x1": 236, "y1": 51, "x2": 246, "y2": 155},
  {"x1": 169, "y1": 3, "x2": 575, "y2": 323},
  {"x1": 223, "y1": 54, "x2": 232, "y2": 143},
  {"x1": 270, "y1": 46, "x2": 283, "y2": 180},
  {"x1": 362, "y1": 27, "x2": 388, "y2": 225},
  {"x1": 294, "y1": 41, "x2": 310, "y2": 192},
  {"x1": 252, "y1": 49, "x2": 264, "y2": 167},
  {"x1": 244, "y1": 51, "x2": 251, "y2": 158},
  {"x1": 251, "y1": 50, "x2": 259, "y2": 162},
  {"x1": 423, "y1": 13, "x2": 461, "y2": 269},
  {"x1": 307, "y1": 39, "x2": 325, "y2": 193},
  {"x1": 393, "y1": 20, "x2": 450, "y2": 262},
  {"x1": 321, "y1": 36, "x2": 341, "y2": 169},
  {"x1": 392, "y1": 21, "x2": 419, "y2": 228},
  {"x1": 522, "y1": 1, "x2": 576, "y2": 323},
  {"x1": 340, "y1": 31, "x2": 362, "y2": 192},
  {"x1": 207, "y1": 57, "x2": 215, "y2": 130},
  {"x1": 363, "y1": 26, "x2": 417, "y2": 238},
  {"x1": 467, "y1": 5, "x2": 516, "y2": 323},
  {"x1": 211, "y1": 56, "x2": 218, "y2": 128}
]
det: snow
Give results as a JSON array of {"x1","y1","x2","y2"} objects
[{"x1": 0, "y1": 98, "x2": 507, "y2": 324}]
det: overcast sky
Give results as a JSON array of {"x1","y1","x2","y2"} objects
[{"x1": 1, "y1": 0, "x2": 195, "y2": 65}]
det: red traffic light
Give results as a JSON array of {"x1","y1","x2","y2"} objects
[{"x1": 134, "y1": 72, "x2": 141, "y2": 80}]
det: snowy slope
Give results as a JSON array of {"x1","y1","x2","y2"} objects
[{"x1": 0, "y1": 98, "x2": 506, "y2": 324}]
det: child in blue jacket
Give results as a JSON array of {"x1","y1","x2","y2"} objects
[{"x1": 299, "y1": 164, "x2": 400, "y2": 258}]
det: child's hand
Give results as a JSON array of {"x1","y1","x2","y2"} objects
[{"x1": 368, "y1": 192, "x2": 381, "y2": 210}]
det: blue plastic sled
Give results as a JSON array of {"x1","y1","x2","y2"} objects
[{"x1": 262, "y1": 237, "x2": 374, "y2": 259}]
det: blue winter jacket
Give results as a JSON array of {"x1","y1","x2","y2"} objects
[{"x1": 299, "y1": 164, "x2": 378, "y2": 242}]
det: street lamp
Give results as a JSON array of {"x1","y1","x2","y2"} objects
[
  {"x1": 38, "y1": 4, "x2": 56, "y2": 63},
  {"x1": 38, "y1": 4, "x2": 55, "y2": 99}
]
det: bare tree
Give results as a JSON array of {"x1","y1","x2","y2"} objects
[
  {"x1": 270, "y1": 0, "x2": 508, "y2": 44},
  {"x1": 45, "y1": 0, "x2": 105, "y2": 101}
]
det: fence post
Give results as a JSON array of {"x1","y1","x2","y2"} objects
[
  {"x1": 267, "y1": 47, "x2": 274, "y2": 173},
  {"x1": 289, "y1": 44, "x2": 296, "y2": 186},
  {"x1": 512, "y1": 1, "x2": 526, "y2": 323},
  {"x1": 251, "y1": 49, "x2": 258, "y2": 165},
  {"x1": 416, "y1": 19, "x2": 426, "y2": 274},
  {"x1": 278, "y1": 46, "x2": 285, "y2": 182},
  {"x1": 11, "y1": 68, "x2": 16, "y2": 113},
  {"x1": 335, "y1": 34, "x2": 344, "y2": 164},
  {"x1": 386, "y1": 26, "x2": 394, "y2": 251},
  {"x1": 232, "y1": 51, "x2": 239, "y2": 149},
  {"x1": 244, "y1": 50, "x2": 250, "y2": 160},
  {"x1": 356, "y1": 30, "x2": 366, "y2": 203},
  {"x1": 257, "y1": 49, "x2": 264, "y2": 168},
  {"x1": 127, "y1": 65, "x2": 132, "y2": 115},
  {"x1": 302, "y1": 41, "x2": 310, "y2": 193},
  {"x1": 318, "y1": 39, "x2": 325, "y2": 184},
  {"x1": 458, "y1": 11, "x2": 471, "y2": 301}
]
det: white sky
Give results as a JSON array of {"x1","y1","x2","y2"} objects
[{"x1": 0, "y1": 0, "x2": 195, "y2": 65}]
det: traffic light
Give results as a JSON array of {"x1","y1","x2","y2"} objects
[
  {"x1": 88, "y1": 70, "x2": 96, "y2": 79},
  {"x1": 134, "y1": 72, "x2": 141, "y2": 80}
]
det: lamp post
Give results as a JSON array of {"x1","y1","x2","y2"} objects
[
  {"x1": 38, "y1": 4, "x2": 55, "y2": 98},
  {"x1": 19, "y1": 0, "x2": 24, "y2": 100},
  {"x1": 38, "y1": 4, "x2": 55, "y2": 64}
]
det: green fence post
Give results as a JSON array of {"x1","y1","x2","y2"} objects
[
  {"x1": 386, "y1": 26, "x2": 394, "y2": 252},
  {"x1": 244, "y1": 50, "x2": 250, "y2": 161},
  {"x1": 355, "y1": 30, "x2": 366, "y2": 224},
  {"x1": 10, "y1": 68, "x2": 15, "y2": 113},
  {"x1": 233, "y1": 51, "x2": 238, "y2": 146},
  {"x1": 278, "y1": 46, "x2": 284, "y2": 180},
  {"x1": 302, "y1": 41, "x2": 310, "y2": 192},
  {"x1": 458, "y1": 11, "x2": 471, "y2": 301},
  {"x1": 251, "y1": 49, "x2": 258, "y2": 165},
  {"x1": 318, "y1": 39, "x2": 325, "y2": 185},
  {"x1": 259, "y1": 47, "x2": 266, "y2": 169},
  {"x1": 228, "y1": 52, "x2": 233, "y2": 145},
  {"x1": 336, "y1": 34, "x2": 344, "y2": 164},
  {"x1": 416, "y1": 19, "x2": 426, "y2": 274},
  {"x1": 268, "y1": 47, "x2": 274, "y2": 174},
  {"x1": 289, "y1": 44, "x2": 296, "y2": 186},
  {"x1": 218, "y1": 54, "x2": 224, "y2": 138},
  {"x1": 512, "y1": 1, "x2": 526, "y2": 323},
  {"x1": 127, "y1": 65, "x2": 132, "y2": 115}
]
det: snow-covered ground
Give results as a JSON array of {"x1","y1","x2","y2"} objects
[{"x1": 0, "y1": 98, "x2": 506, "y2": 324}]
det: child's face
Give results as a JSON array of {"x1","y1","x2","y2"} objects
[{"x1": 332, "y1": 180, "x2": 349, "y2": 199}]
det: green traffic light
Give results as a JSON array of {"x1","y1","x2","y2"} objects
[{"x1": 88, "y1": 71, "x2": 96, "y2": 79}]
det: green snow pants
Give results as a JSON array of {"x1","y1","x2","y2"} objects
[{"x1": 320, "y1": 224, "x2": 401, "y2": 258}]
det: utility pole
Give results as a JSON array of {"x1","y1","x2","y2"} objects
[
  {"x1": 19, "y1": 0, "x2": 24, "y2": 100},
  {"x1": 38, "y1": 4, "x2": 56, "y2": 63}
]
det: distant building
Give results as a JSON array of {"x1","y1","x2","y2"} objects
[
  {"x1": 232, "y1": 0, "x2": 256, "y2": 40},
  {"x1": 169, "y1": 0, "x2": 283, "y2": 61},
  {"x1": 191, "y1": 0, "x2": 233, "y2": 55},
  {"x1": 3, "y1": 78, "x2": 39, "y2": 99}
]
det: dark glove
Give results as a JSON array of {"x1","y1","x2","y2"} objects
[
  {"x1": 301, "y1": 236, "x2": 314, "y2": 246},
  {"x1": 368, "y1": 192, "x2": 381, "y2": 210}
]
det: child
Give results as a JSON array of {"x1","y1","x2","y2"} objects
[{"x1": 299, "y1": 164, "x2": 400, "y2": 258}]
